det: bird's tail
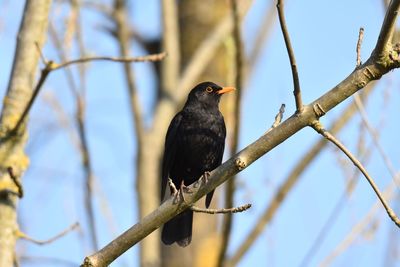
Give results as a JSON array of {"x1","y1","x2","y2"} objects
[{"x1": 161, "y1": 210, "x2": 193, "y2": 247}]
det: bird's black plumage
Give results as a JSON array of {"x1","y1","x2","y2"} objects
[{"x1": 161, "y1": 81, "x2": 234, "y2": 247}]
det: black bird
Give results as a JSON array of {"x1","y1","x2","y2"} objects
[{"x1": 161, "y1": 81, "x2": 235, "y2": 247}]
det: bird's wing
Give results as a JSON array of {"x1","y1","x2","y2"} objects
[{"x1": 161, "y1": 112, "x2": 183, "y2": 200}]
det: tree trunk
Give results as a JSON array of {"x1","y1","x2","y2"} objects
[
  {"x1": 0, "y1": 1, "x2": 51, "y2": 266},
  {"x1": 161, "y1": 1, "x2": 230, "y2": 266}
]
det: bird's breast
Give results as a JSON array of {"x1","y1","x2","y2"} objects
[{"x1": 172, "y1": 111, "x2": 226, "y2": 181}]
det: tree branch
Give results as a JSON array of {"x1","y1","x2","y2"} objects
[
  {"x1": 311, "y1": 121, "x2": 400, "y2": 227},
  {"x1": 191, "y1": 204, "x2": 251, "y2": 214},
  {"x1": 374, "y1": 0, "x2": 400, "y2": 56},
  {"x1": 17, "y1": 222, "x2": 79, "y2": 245},
  {"x1": 82, "y1": 2, "x2": 400, "y2": 266},
  {"x1": 52, "y1": 52, "x2": 167, "y2": 71},
  {"x1": 277, "y1": 0, "x2": 303, "y2": 112},
  {"x1": 7, "y1": 167, "x2": 23, "y2": 198}
]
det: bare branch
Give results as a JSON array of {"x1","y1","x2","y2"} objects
[
  {"x1": 374, "y1": 0, "x2": 400, "y2": 55},
  {"x1": 12, "y1": 43, "x2": 165, "y2": 136},
  {"x1": 191, "y1": 203, "x2": 251, "y2": 214},
  {"x1": 111, "y1": 1, "x2": 160, "y2": 266},
  {"x1": 311, "y1": 121, "x2": 400, "y2": 227},
  {"x1": 17, "y1": 222, "x2": 80, "y2": 245},
  {"x1": 12, "y1": 61, "x2": 54, "y2": 134},
  {"x1": 52, "y1": 52, "x2": 167, "y2": 71},
  {"x1": 7, "y1": 167, "x2": 23, "y2": 198},
  {"x1": 76, "y1": 96, "x2": 98, "y2": 250},
  {"x1": 299, "y1": 130, "x2": 373, "y2": 267},
  {"x1": 353, "y1": 93, "x2": 398, "y2": 179},
  {"x1": 276, "y1": 0, "x2": 303, "y2": 112}
]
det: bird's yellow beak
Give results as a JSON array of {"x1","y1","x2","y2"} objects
[{"x1": 217, "y1": 86, "x2": 236, "y2": 94}]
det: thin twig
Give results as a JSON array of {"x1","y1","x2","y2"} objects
[
  {"x1": 112, "y1": 1, "x2": 158, "y2": 266},
  {"x1": 50, "y1": 17, "x2": 99, "y2": 251},
  {"x1": 77, "y1": 96, "x2": 98, "y2": 250},
  {"x1": 7, "y1": 167, "x2": 23, "y2": 198},
  {"x1": 12, "y1": 61, "x2": 55, "y2": 133},
  {"x1": 356, "y1": 27, "x2": 365, "y2": 67},
  {"x1": 52, "y1": 52, "x2": 166, "y2": 71},
  {"x1": 311, "y1": 120, "x2": 400, "y2": 227},
  {"x1": 299, "y1": 129, "x2": 373, "y2": 267},
  {"x1": 35, "y1": 41, "x2": 47, "y2": 65},
  {"x1": 191, "y1": 203, "x2": 251, "y2": 214},
  {"x1": 276, "y1": 0, "x2": 303, "y2": 112},
  {"x1": 353, "y1": 93, "x2": 399, "y2": 181},
  {"x1": 73, "y1": 2, "x2": 99, "y2": 250},
  {"x1": 17, "y1": 222, "x2": 79, "y2": 245},
  {"x1": 13, "y1": 32, "x2": 164, "y2": 136}
]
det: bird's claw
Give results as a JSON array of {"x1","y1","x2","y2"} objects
[
  {"x1": 201, "y1": 171, "x2": 211, "y2": 184},
  {"x1": 168, "y1": 179, "x2": 181, "y2": 204}
]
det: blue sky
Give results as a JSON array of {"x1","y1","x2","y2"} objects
[{"x1": 1, "y1": 0, "x2": 400, "y2": 266}]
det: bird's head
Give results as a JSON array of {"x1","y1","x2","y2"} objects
[{"x1": 186, "y1": 81, "x2": 235, "y2": 109}]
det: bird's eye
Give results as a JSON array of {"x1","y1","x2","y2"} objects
[{"x1": 205, "y1": 86, "x2": 213, "y2": 93}]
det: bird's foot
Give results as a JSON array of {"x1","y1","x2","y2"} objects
[
  {"x1": 168, "y1": 178, "x2": 181, "y2": 204},
  {"x1": 179, "y1": 181, "x2": 193, "y2": 204},
  {"x1": 201, "y1": 171, "x2": 211, "y2": 184}
]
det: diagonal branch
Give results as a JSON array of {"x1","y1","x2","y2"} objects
[
  {"x1": 311, "y1": 121, "x2": 400, "y2": 227},
  {"x1": 277, "y1": 0, "x2": 303, "y2": 112},
  {"x1": 82, "y1": 2, "x2": 400, "y2": 266}
]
